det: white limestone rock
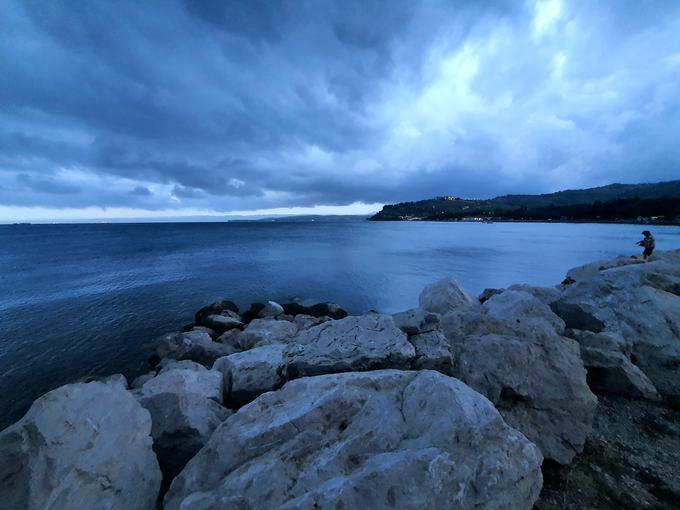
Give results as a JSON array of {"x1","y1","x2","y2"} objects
[
  {"x1": 164, "y1": 370, "x2": 543, "y2": 510},
  {"x1": 419, "y1": 276, "x2": 475, "y2": 314},
  {"x1": 213, "y1": 344, "x2": 287, "y2": 406},
  {"x1": 135, "y1": 368, "x2": 229, "y2": 481},
  {"x1": 0, "y1": 380, "x2": 161, "y2": 510},
  {"x1": 284, "y1": 314, "x2": 415, "y2": 379}
]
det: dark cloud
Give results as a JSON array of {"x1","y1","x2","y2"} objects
[
  {"x1": 129, "y1": 186, "x2": 152, "y2": 196},
  {"x1": 16, "y1": 173, "x2": 80, "y2": 195},
  {"x1": 0, "y1": 0, "x2": 678, "y2": 218}
]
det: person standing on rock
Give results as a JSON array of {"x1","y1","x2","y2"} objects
[{"x1": 636, "y1": 230, "x2": 655, "y2": 260}]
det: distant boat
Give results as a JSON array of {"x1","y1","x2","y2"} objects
[{"x1": 12, "y1": 222, "x2": 31, "y2": 225}]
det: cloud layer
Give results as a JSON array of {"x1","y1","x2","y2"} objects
[{"x1": 1, "y1": 0, "x2": 679, "y2": 219}]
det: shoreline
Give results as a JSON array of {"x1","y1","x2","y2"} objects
[
  {"x1": 369, "y1": 217, "x2": 680, "y2": 226},
  {"x1": 1, "y1": 250, "x2": 679, "y2": 508}
]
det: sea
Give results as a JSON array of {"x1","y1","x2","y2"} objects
[{"x1": 1, "y1": 219, "x2": 679, "y2": 428}]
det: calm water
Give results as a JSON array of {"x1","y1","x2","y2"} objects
[{"x1": 1, "y1": 220, "x2": 679, "y2": 427}]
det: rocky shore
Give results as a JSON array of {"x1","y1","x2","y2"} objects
[{"x1": 1, "y1": 250, "x2": 679, "y2": 509}]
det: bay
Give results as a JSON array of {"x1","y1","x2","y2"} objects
[{"x1": 1, "y1": 219, "x2": 678, "y2": 428}]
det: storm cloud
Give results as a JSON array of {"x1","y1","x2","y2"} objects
[{"x1": 1, "y1": 0, "x2": 679, "y2": 219}]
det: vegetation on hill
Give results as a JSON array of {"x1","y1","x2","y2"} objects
[{"x1": 369, "y1": 181, "x2": 680, "y2": 224}]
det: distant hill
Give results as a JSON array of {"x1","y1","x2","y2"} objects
[{"x1": 369, "y1": 181, "x2": 680, "y2": 224}]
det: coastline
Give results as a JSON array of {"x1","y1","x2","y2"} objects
[
  {"x1": 1, "y1": 250, "x2": 679, "y2": 509},
  {"x1": 369, "y1": 217, "x2": 680, "y2": 226}
]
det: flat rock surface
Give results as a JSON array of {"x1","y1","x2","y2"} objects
[
  {"x1": 285, "y1": 314, "x2": 416, "y2": 378},
  {"x1": 164, "y1": 370, "x2": 543, "y2": 510}
]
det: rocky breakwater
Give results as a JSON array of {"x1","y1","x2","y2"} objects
[{"x1": 1, "y1": 250, "x2": 679, "y2": 509}]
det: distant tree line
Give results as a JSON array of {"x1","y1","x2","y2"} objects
[{"x1": 424, "y1": 197, "x2": 680, "y2": 222}]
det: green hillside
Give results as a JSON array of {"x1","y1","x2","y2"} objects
[{"x1": 369, "y1": 181, "x2": 680, "y2": 223}]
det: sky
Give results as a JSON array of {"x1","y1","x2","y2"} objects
[{"x1": 1, "y1": 0, "x2": 679, "y2": 221}]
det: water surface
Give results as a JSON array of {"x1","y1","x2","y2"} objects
[{"x1": 1, "y1": 220, "x2": 679, "y2": 427}]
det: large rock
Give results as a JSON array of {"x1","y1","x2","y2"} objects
[
  {"x1": 507, "y1": 283, "x2": 562, "y2": 304},
  {"x1": 410, "y1": 330, "x2": 454, "y2": 374},
  {"x1": 559, "y1": 253, "x2": 680, "y2": 368},
  {"x1": 564, "y1": 256, "x2": 644, "y2": 283},
  {"x1": 282, "y1": 301, "x2": 348, "y2": 320},
  {"x1": 550, "y1": 300, "x2": 605, "y2": 333},
  {"x1": 164, "y1": 370, "x2": 543, "y2": 510},
  {"x1": 479, "y1": 287, "x2": 505, "y2": 303},
  {"x1": 238, "y1": 318, "x2": 298, "y2": 350},
  {"x1": 135, "y1": 367, "x2": 229, "y2": 483},
  {"x1": 285, "y1": 314, "x2": 416, "y2": 378},
  {"x1": 195, "y1": 299, "x2": 239, "y2": 324},
  {"x1": 568, "y1": 329, "x2": 632, "y2": 356},
  {"x1": 484, "y1": 290, "x2": 565, "y2": 336},
  {"x1": 419, "y1": 277, "x2": 475, "y2": 314},
  {"x1": 442, "y1": 291, "x2": 597, "y2": 464},
  {"x1": 213, "y1": 345, "x2": 287, "y2": 406},
  {"x1": 155, "y1": 330, "x2": 234, "y2": 367},
  {"x1": 259, "y1": 300, "x2": 284, "y2": 318},
  {"x1": 581, "y1": 348, "x2": 660, "y2": 400},
  {"x1": 0, "y1": 380, "x2": 161, "y2": 510},
  {"x1": 293, "y1": 314, "x2": 331, "y2": 330},
  {"x1": 392, "y1": 307, "x2": 440, "y2": 335},
  {"x1": 200, "y1": 313, "x2": 243, "y2": 334},
  {"x1": 452, "y1": 333, "x2": 597, "y2": 465},
  {"x1": 135, "y1": 366, "x2": 224, "y2": 402}
]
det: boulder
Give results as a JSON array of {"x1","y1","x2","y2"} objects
[
  {"x1": 164, "y1": 370, "x2": 543, "y2": 510},
  {"x1": 201, "y1": 313, "x2": 243, "y2": 334},
  {"x1": 484, "y1": 290, "x2": 565, "y2": 336},
  {"x1": 568, "y1": 329, "x2": 632, "y2": 356},
  {"x1": 155, "y1": 330, "x2": 234, "y2": 367},
  {"x1": 0, "y1": 380, "x2": 161, "y2": 510},
  {"x1": 550, "y1": 300, "x2": 605, "y2": 333},
  {"x1": 441, "y1": 291, "x2": 597, "y2": 464},
  {"x1": 479, "y1": 287, "x2": 504, "y2": 303},
  {"x1": 282, "y1": 301, "x2": 348, "y2": 320},
  {"x1": 135, "y1": 368, "x2": 229, "y2": 483},
  {"x1": 392, "y1": 307, "x2": 440, "y2": 335},
  {"x1": 507, "y1": 284, "x2": 562, "y2": 304},
  {"x1": 285, "y1": 314, "x2": 416, "y2": 379},
  {"x1": 193, "y1": 325, "x2": 219, "y2": 339},
  {"x1": 419, "y1": 277, "x2": 475, "y2": 314},
  {"x1": 581, "y1": 348, "x2": 660, "y2": 400},
  {"x1": 293, "y1": 314, "x2": 331, "y2": 330},
  {"x1": 565, "y1": 260, "x2": 607, "y2": 283},
  {"x1": 565, "y1": 256, "x2": 644, "y2": 283},
  {"x1": 215, "y1": 328, "x2": 243, "y2": 350},
  {"x1": 131, "y1": 371, "x2": 157, "y2": 389},
  {"x1": 259, "y1": 300, "x2": 284, "y2": 318},
  {"x1": 77, "y1": 373, "x2": 129, "y2": 388},
  {"x1": 136, "y1": 367, "x2": 224, "y2": 403},
  {"x1": 213, "y1": 344, "x2": 287, "y2": 406},
  {"x1": 241, "y1": 302, "x2": 266, "y2": 323},
  {"x1": 195, "y1": 299, "x2": 239, "y2": 324},
  {"x1": 409, "y1": 330, "x2": 454, "y2": 374},
  {"x1": 451, "y1": 333, "x2": 597, "y2": 465},
  {"x1": 238, "y1": 318, "x2": 298, "y2": 350},
  {"x1": 559, "y1": 255, "x2": 680, "y2": 367},
  {"x1": 158, "y1": 359, "x2": 207, "y2": 374}
]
